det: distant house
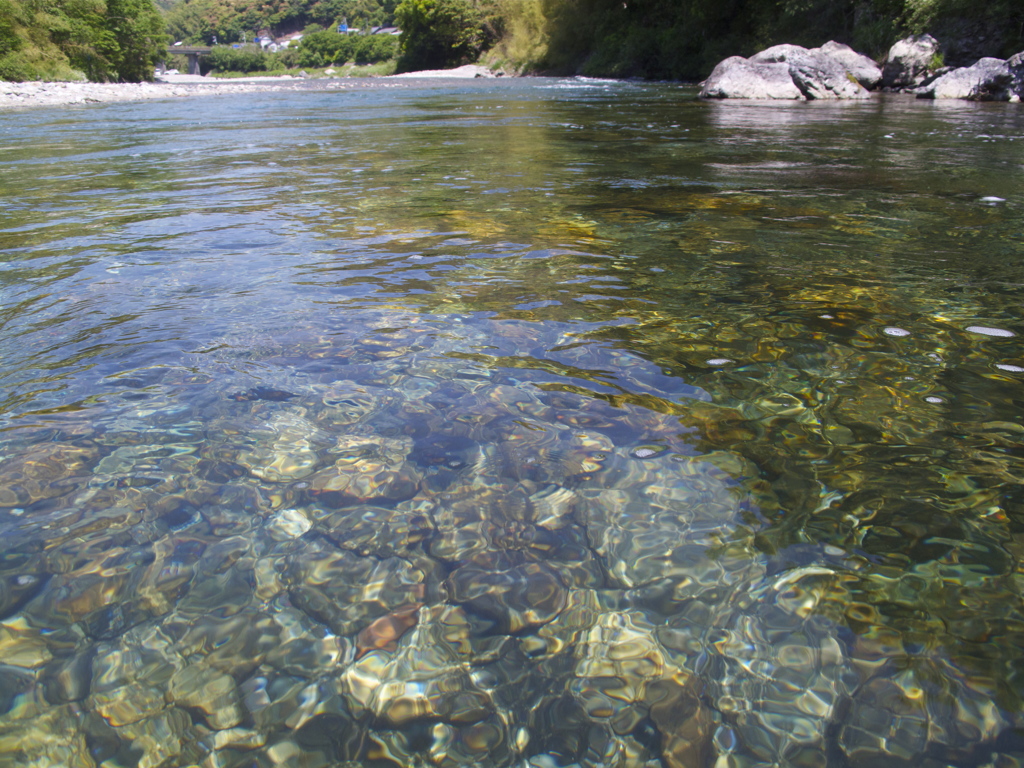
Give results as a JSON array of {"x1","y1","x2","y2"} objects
[
  {"x1": 276, "y1": 31, "x2": 304, "y2": 48},
  {"x1": 372, "y1": 27, "x2": 400, "y2": 35}
]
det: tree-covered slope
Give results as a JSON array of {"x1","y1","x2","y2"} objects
[
  {"x1": 165, "y1": 0, "x2": 398, "y2": 44},
  {"x1": 513, "y1": 0, "x2": 1024, "y2": 79},
  {"x1": 0, "y1": 0, "x2": 164, "y2": 81}
]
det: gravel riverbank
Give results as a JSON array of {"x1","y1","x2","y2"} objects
[
  {"x1": 0, "y1": 76, "x2": 332, "y2": 110},
  {"x1": 0, "y1": 66, "x2": 500, "y2": 110}
]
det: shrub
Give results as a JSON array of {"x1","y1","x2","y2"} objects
[
  {"x1": 202, "y1": 45, "x2": 270, "y2": 73},
  {"x1": 353, "y1": 33, "x2": 397, "y2": 63},
  {"x1": 395, "y1": 0, "x2": 487, "y2": 72},
  {"x1": 297, "y1": 29, "x2": 357, "y2": 65}
]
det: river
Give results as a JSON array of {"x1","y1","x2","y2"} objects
[{"x1": 1, "y1": 78, "x2": 1023, "y2": 767}]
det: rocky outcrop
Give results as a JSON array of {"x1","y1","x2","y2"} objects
[
  {"x1": 700, "y1": 56, "x2": 803, "y2": 99},
  {"x1": 881, "y1": 34, "x2": 940, "y2": 89},
  {"x1": 700, "y1": 35, "x2": 1024, "y2": 104},
  {"x1": 813, "y1": 40, "x2": 882, "y2": 89},
  {"x1": 916, "y1": 57, "x2": 1014, "y2": 100},
  {"x1": 750, "y1": 44, "x2": 869, "y2": 99},
  {"x1": 701, "y1": 44, "x2": 870, "y2": 100}
]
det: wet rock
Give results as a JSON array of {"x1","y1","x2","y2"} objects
[
  {"x1": 171, "y1": 612, "x2": 281, "y2": 678},
  {"x1": 449, "y1": 558, "x2": 568, "y2": 634},
  {"x1": 571, "y1": 611, "x2": 670, "y2": 734},
  {"x1": 429, "y1": 483, "x2": 532, "y2": 563},
  {"x1": 237, "y1": 412, "x2": 324, "y2": 482},
  {"x1": 168, "y1": 665, "x2": 244, "y2": 730},
  {"x1": 114, "y1": 706, "x2": 198, "y2": 768},
  {"x1": 700, "y1": 56, "x2": 803, "y2": 100},
  {"x1": 286, "y1": 544, "x2": 430, "y2": 637},
  {"x1": 0, "y1": 704, "x2": 95, "y2": 767},
  {"x1": 313, "y1": 501, "x2": 434, "y2": 557},
  {"x1": 0, "y1": 572, "x2": 49, "y2": 620},
  {"x1": 266, "y1": 507, "x2": 313, "y2": 540},
  {"x1": 341, "y1": 605, "x2": 496, "y2": 734},
  {"x1": 316, "y1": 379, "x2": 389, "y2": 426},
  {"x1": 41, "y1": 647, "x2": 95, "y2": 704},
  {"x1": 917, "y1": 57, "x2": 1014, "y2": 100},
  {"x1": 882, "y1": 34, "x2": 940, "y2": 89},
  {"x1": 0, "y1": 442, "x2": 96, "y2": 509},
  {"x1": 212, "y1": 726, "x2": 267, "y2": 750},
  {"x1": 306, "y1": 434, "x2": 420, "y2": 505},
  {"x1": 89, "y1": 625, "x2": 180, "y2": 726},
  {"x1": 581, "y1": 453, "x2": 765, "y2": 595},
  {"x1": 266, "y1": 631, "x2": 351, "y2": 677},
  {"x1": 0, "y1": 664, "x2": 35, "y2": 715},
  {"x1": 814, "y1": 40, "x2": 882, "y2": 89},
  {"x1": 355, "y1": 603, "x2": 422, "y2": 658},
  {"x1": 0, "y1": 616, "x2": 54, "y2": 668},
  {"x1": 647, "y1": 674, "x2": 713, "y2": 768},
  {"x1": 839, "y1": 657, "x2": 1008, "y2": 768},
  {"x1": 292, "y1": 712, "x2": 363, "y2": 760},
  {"x1": 697, "y1": 567, "x2": 858, "y2": 766}
]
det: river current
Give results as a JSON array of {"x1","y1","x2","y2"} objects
[{"x1": 1, "y1": 78, "x2": 1023, "y2": 768}]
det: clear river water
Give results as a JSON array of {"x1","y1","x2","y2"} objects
[{"x1": 1, "y1": 78, "x2": 1024, "y2": 768}]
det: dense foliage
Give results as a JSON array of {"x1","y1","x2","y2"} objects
[
  {"x1": 393, "y1": 0, "x2": 489, "y2": 71},
  {"x1": 294, "y1": 28, "x2": 397, "y2": 66},
  {"x1": 515, "y1": 0, "x2": 1024, "y2": 78},
  {"x1": 0, "y1": 0, "x2": 164, "y2": 81},
  {"x1": 165, "y1": 0, "x2": 398, "y2": 44}
]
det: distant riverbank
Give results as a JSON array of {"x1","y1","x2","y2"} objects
[
  {"x1": 0, "y1": 65, "x2": 499, "y2": 110},
  {"x1": 0, "y1": 77, "x2": 334, "y2": 110}
]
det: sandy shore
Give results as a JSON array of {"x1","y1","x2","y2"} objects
[
  {"x1": 0, "y1": 66, "x2": 501, "y2": 110},
  {"x1": 388, "y1": 64, "x2": 497, "y2": 79}
]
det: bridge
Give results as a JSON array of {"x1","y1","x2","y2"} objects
[{"x1": 166, "y1": 46, "x2": 213, "y2": 75}]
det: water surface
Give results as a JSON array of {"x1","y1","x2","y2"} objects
[{"x1": 1, "y1": 79, "x2": 1024, "y2": 768}]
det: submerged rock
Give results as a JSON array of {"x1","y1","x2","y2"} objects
[{"x1": 881, "y1": 34, "x2": 940, "y2": 89}]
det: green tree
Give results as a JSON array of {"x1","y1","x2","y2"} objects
[
  {"x1": 104, "y1": 0, "x2": 164, "y2": 80},
  {"x1": 296, "y1": 27, "x2": 355, "y2": 64},
  {"x1": 0, "y1": 0, "x2": 164, "y2": 81},
  {"x1": 353, "y1": 31, "x2": 396, "y2": 62},
  {"x1": 394, "y1": 0, "x2": 486, "y2": 71}
]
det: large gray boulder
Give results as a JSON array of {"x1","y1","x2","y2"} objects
[
  {"x1": 700, "y1": 45, "x2": 871, "y2": 100},
  {"x1": 813, "y1": 40, "x2": 882, "y2": 89},
  {"x1": 750, "y1": 44, "x2": 869, "y2": 99},
  {"x1": 882, "y1": 34, "x2": 940, "y2": 89},
  {"x1": 700, "y1": 56, "x2": 803, "y2": 99},
  {"x1": 748, "y1": 44, "x2": 810, "y2": 64},
  {"x1": 917, "y1": 57, "x2": 1013, "y2": 100}
]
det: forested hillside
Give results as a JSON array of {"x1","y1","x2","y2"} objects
[
  {"x1": 2, "y1": 0, "x2": 1021, "y2": 83},
  {"x1": 165, "y1": 0, "x2": 398, "y2": 45},
  {"x1": 0, "y1": 0, "x2": 164, "y2": 81},
  {"x1": 493, "y1": 0, "x2": 1024, "y2": 79}
]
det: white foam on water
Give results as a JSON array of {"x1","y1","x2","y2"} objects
[
  {"x1": 706, "y1": 358, "x2": 733, "y2": 366},
  {"x1": 883, "y1": 327, "x2": 910, "y2": 337},
  {"x1": 925, "y1": 396, "x2": 944, "y2": 404},
  {"x1": 995, "y1": 364, "x2": 1024, "y2": 372}
]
